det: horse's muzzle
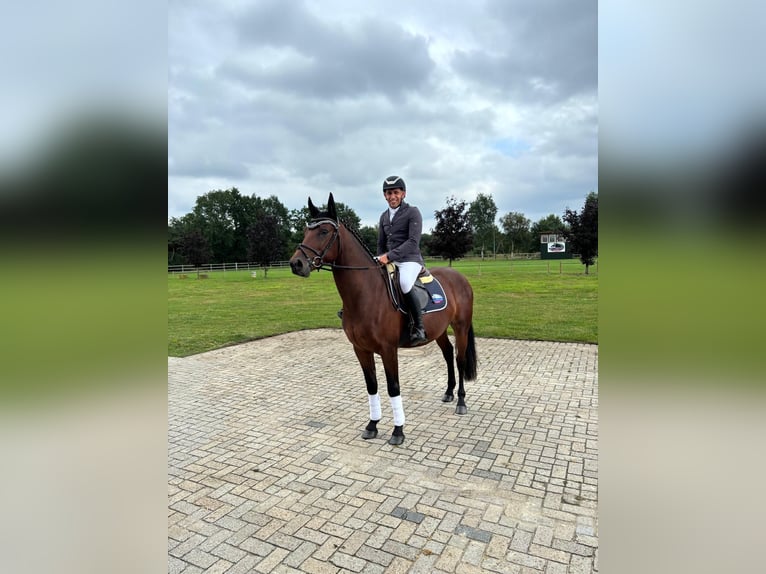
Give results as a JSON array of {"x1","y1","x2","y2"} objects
[{"x1": 289, "y1": 254, "x2": 311, "y2": 277}]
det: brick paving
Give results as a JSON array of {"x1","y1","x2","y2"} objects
[{"x1": 169, "y1": 329, "x2": 598, "y2": 573}]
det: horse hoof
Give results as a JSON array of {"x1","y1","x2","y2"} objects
[
  {"x1": 442, "y1": 394, "x2": 454, "y2": 403},
  {"x1": 361, "y1": 429, "x2": 378, "y2": 440},
  {"x1": 455, "y1": 405, "x2": 468, "y2": 415},
  {"x1": 388, "y1": 434, "x2": 405, "y2": 446}
]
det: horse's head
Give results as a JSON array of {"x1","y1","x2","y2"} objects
[{"x1": 289, "y1": 193, "x2": 340, "y2": 277}]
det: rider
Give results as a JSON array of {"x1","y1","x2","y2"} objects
[{"x1": 376, "y1": 175, "x2": 427, "y2": 345}]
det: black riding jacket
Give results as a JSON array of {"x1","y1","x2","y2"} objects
[{"x1": 377, "y1": 201, "x2": 425, "y2": 265}]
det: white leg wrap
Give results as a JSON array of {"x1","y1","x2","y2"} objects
[
  {"x1": 368, "y1": 393, "x2": 382, "y2": 421},
  {"x1": 390, "y1": 395, "x2": 405, "y2": 426}
]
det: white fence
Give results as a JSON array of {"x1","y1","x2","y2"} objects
[
  {"x1": 168, "y1": 251, "x2": 560, "y2": 274},
  {"x1": 167, "y1": 254, "x2": 550, "y2": 274},
  {"x1": 168, "y1": 261, "x2": 292, "y2": 274}
]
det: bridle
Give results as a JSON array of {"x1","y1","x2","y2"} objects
[{"x1": 296, "y1": 218, "x2": 377, "y2": 272}]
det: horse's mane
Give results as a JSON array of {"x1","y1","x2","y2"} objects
[{"x1": 341, "y1": 220, "x2": 376, "y2": 261}]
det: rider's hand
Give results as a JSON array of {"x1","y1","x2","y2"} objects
[{"x1": 377, "y1": 254, "x2": 389, "y2": 265}]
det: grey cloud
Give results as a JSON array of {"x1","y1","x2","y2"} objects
[
  {"x1": 171, "y1": 67, "x2": 497, "y2": 173},
  {"x1": 229, "y1": 0, "x2": 435, "y2": 100},
  {"x1": 169, "y1": 156, "x2": 250, "y2": 179},
  {"x1": 452, "y1": 0, "x2": 596, "y2": 103},
  {"x1": 529, "y1": 100, "x2": 599, "y2": 158},
  {"x1": 167, "y1": 1, "x2": 598, "y2": 228}
]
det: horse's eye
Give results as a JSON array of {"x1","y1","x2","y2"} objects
[{"x1": 319, "y1": 228, "x2": 328, "y2": 236}]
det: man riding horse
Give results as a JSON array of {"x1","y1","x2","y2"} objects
[{"x1": 375, "y1": 175, "x2": 427, "y2": 345}]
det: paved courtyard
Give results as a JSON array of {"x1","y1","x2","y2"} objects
[{"x1": 168, "y1": 329, "x2": 598, "y2": 574}]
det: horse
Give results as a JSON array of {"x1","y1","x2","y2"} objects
[{"x1": 289, "y1": 193, "x2": 478, "y2": 446}]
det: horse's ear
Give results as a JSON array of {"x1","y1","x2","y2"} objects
[
  {"x1": 308, "y1": 197, "x2": 320, "y2": 218},
  {"x1": 327, "y1": 193, "x2": 337, "y2": 221}
]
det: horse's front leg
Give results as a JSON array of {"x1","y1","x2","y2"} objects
[
  {"x1": 353, "y1": 346, "x2": 381, "y2": 440},
  {"x1": 380, "y1": 348, "x2": 405, "y2": 446}
]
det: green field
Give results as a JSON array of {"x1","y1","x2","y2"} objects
[{"x1": 168, "y1": 259, "x2": 598, "y2": 357}]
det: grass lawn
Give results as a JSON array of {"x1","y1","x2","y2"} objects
[{"x1": 168, "y1": 258, "x2": 597, "y2": 357}]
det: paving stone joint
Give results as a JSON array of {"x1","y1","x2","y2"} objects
[{"x1": 169, "y1": 329, "x2": 598, "y2": 573}]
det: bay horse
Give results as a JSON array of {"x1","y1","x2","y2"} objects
[{"x1": 289, "y1": 193, "x2": 477, "y2": 446}]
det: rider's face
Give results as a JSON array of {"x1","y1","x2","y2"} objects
[{"x1": 384, "y1": 188, "x2": 405, "y2": 209}]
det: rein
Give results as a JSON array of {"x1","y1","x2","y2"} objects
[{"x1": 297, "y1": 218, "x2": 379, "y2": 272}]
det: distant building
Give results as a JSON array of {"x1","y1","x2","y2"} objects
[{"x1": 540, "y1": 232, "x2": 572, "y2": 260}]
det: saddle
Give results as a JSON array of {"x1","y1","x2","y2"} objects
[{"x1": 384, "y1": 263, "x2": 447, "y2": 315}]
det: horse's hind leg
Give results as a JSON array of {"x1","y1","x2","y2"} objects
[
  {"x1": 435, "y1": 332, "x2": 456, "y2": 403},
  {"x1": 453, "y1": 327, "x2": 470, "y2": 415}
]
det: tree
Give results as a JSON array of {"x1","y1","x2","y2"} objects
[
  {"x1": 247, "y1": 214, "x2": 285, "y2": 277},
  {"x1": 358, "y1": 225, "x2": 378, "y2": 254},
  {"x1": 468, "y1": 193, "x2": 498, "y2": 259},
  {"x1": 259, "y1": 195, "x2": 292, "y2": 259},
  {"x1": 191, "y1": 187, "x2": 251, "y2": 262},
  {"x1": 288, "y1": 207, "x2": 309, "y2": 250},
  {"x1": 420, "y1": 232, "x2": 433, "y2": 256},
  {"x1": 499, "y1": 211, "x2": 532, "y2": 256},
  {"x1": 563, "y1": 192, "x2": 598, "y2": 274},
  {"x1": 334, "y1": 202, "x2": 361, "y2": 230},
  {"x1": 430, "y1": 196, "x2": 473, "y2": 266},
  {"x1": 168, "y1": 215, "x2": 190, "y2": 265},
  {"x1": 168, "y1": 189, "x2": 294, "y2": 266},
  {"x1": 180, "y1": 229, "x2": 212, "y2": 270},
  {"x1": 168, "y1": 212, "x2": 209, "y2": 266},
  {"x1": 531, "y1": 214, "x2": 566, "y2": 238}
]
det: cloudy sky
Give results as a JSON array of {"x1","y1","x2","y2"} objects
[{"x1": 168, "y1": 0, "x2": 598, "y2": 230}]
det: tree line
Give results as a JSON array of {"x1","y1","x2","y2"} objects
[{"x1": 168, "y1": 188, "x2": 597, "y2": 272}]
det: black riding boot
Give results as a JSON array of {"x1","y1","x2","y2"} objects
[{"x1": 403, "y1": 290, "x2": 427, "y2": 344}]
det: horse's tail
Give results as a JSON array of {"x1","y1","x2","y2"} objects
[{"x1": 464, "y1": 323, "x2": 478, "y2": 381}]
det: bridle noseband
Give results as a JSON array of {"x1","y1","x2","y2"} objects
[{"x1": 297, "y1": 218, "x2": 377, "y2": 272}]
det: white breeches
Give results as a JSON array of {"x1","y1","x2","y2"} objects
[{"x1": 396, "y1": 261, "x2": 421, "y2": 294}]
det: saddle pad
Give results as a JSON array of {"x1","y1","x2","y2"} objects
[
  {"x1": 384, "y1": 263, "x2": 446, "y2": 313},
  {"x1": 421, "y1": 276, "x2": 448, "y2": 314}
]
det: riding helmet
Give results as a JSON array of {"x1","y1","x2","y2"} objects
[{"x1": 382, "y1": 175, "x2": 406, "y2": 192}]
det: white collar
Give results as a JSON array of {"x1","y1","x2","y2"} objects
[{"x1": 388, "y1": 206, "x2": 400, "y2": 220}]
